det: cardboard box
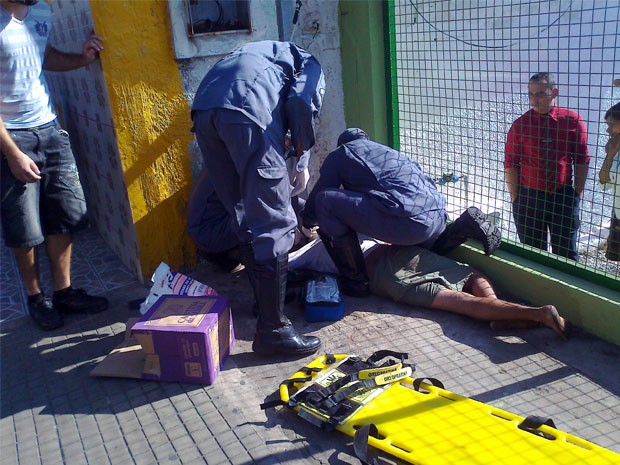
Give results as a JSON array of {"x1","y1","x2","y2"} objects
[{"x1": 91, "y1": 295, "x2": 235, "y2": 384}]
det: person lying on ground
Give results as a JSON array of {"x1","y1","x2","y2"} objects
[
  {"x1": 300, "y1": 128, "x2": 501, "y2": 297},
  {"x1": 288, "y1": 236, "x2": 569, "y2": 339}
]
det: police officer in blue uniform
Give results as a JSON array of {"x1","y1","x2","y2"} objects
[
  {"x1": 302, "y1": 129, "x2": 448, "y2": 297},
  {"x1": 186, "y1": 146, "x2": 310, "y2": 272},
  {"x1": 191, "y1": 41, "x2": 325, "y2": 356},
  {"x1": 186, "y1": 168, "x2": 240, "y2": 270},
  {"x1": 302, "y1": 129, "x2": 502, "y2": 298}
]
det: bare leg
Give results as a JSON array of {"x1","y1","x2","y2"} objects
[
  {"x1": 45, "y1": 233, "x2": 72, "y2": 292},
  {"x1": 463, "y1": 271, "x2": 497, "y2": 299},
  {"x1": 463, "y1": 272, "x2": 543, "y2": 330},
  {"x1": 430, "y1": 289, "x2": 568, "y2": 339},
  {"x1": 13, "y1": 246, "x2": 41, "y2": 296}
]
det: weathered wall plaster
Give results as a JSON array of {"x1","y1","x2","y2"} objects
[
  {"x1": 48, "y1": 0, "x2": 348, "y2": 281},
  {"x1": 175, "y1": 0, "x2": 347, "y2": 191}
]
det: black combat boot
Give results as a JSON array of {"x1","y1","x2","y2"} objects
[
  {"x1": 250, "y1": 254, "x2": 321, "y2": 356},
  {"x1": 318, "y1": 230, "x2": 370, "y2": 297},
  {"x1": 430, "y1": 206, "x2": 502, "y2": 255}
]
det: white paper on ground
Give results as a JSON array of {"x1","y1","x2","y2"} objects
[{"x1": 139, "y1": 262, "x2": 218, "y2": 314}]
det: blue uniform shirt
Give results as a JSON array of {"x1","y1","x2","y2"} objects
[
  {"x1": 192, "y1": 41, "x2": 325, "y2": 154},
  {"x1": 303, "y1": 139, "x2": 446, "y2": 227}
]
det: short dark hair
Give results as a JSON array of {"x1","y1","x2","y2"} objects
[
  {"x1": 605, "y1": 102, "x2": 620, "y2": 121},
  {"x1": 530, "y1": 72, "x2": 556, "y2": 89},
  {"x1": 337, "y1": 128, "x2": 369, "y2": 146}
]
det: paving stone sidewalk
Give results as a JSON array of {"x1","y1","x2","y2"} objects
[{"x1": 2, "y1": 258, "x2": 620, "y2": 464}]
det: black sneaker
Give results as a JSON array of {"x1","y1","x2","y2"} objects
[
  {"x1": 28, "y1": 295, "x2": 64, "y2": 331},
  {"x1": 52, "y1": 288, "x2": 109, "y2": 315},
  {"x1": 459, "y1": 206, "x2": 501, "y2": 255},
  {"x1": 475, "y1": 219, "x2": 502, "y2": 255},
  {"x1": 431, "y1": 206, "x2": 502, "y2": 255}
]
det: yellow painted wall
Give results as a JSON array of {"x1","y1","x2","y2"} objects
[{"x1": 90, "y1": 0, "x2": 195, "y2": 277}]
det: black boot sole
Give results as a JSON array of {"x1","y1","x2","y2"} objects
[{"x1": 30, "y1": 315, "x2": 64, "y2": 331}]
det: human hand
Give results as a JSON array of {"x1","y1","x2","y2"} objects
[
  {"x1": 301, "y1": 225, "x2": 318, "y2": 241},
  {"x1": 599, "y1": 166, "x2": 611, "y2": 185},
  {"x1": 82, "y1": 32, "x2": 104, "y2": 65},
  {"x1": 7, "y1": 151, "x2": 41, "y2": 183}
]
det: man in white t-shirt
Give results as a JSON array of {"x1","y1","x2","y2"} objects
[{"x1": 0, "y1": 0, "x2": 107, "y2": 330}]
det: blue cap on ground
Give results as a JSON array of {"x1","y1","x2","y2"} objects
[{"x1": 337, "y1": 128, "x2": 369, "y2": 146}]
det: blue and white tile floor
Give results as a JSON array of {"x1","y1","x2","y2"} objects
[{"x1": 0, "y1": 227, "x2": 138, "y2": 323}]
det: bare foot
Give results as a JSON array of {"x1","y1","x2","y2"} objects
[{"x1": 540, "y1": 305, "x2": 570, "y2": 340}]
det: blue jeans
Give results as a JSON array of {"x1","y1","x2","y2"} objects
[
  {"x1": 512, "y1": 185, "x2": 580, "y2": 261},
  {"x1": 1, "y1": 121, "x2": 88, "y2": 248}
]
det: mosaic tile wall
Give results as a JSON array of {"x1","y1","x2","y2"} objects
[{"x1": 45, "y1": 0, "x2": 142, "y2": 281}]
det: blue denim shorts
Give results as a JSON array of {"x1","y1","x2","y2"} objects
[{"x1": 1, "y1": 120, "x2": 89, "y2": 248}]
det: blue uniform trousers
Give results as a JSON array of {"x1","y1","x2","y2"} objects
[
  {"x1": 313, "y1": 188, "x2": 446, "y2": 248},
  {"x1": 192, "y1": 109, "x2": 296, "y2": 262},
  {"x1": 186, "y1": 169, "x2": 238, "y2": 253}
]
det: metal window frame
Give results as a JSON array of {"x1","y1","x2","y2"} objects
[{"x1": 183, "y1": 0, "x2": 252, "y2": 38}]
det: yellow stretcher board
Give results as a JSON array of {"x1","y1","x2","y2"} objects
[{"x1": 278, "y1": 354, "x2": 619, "y2": 465}]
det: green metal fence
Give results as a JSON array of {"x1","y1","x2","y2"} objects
[{"x1": 386, "y1": 0, "x2": 620, "y2": 290}]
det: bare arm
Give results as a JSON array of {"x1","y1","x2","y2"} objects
[
  {"x1": 43, "y1": 33, "x2": 103, "y2": 72},
  {"x1": 505, "y1": 166, "x2": 520, "y2": 202},
  {"x1": 600, "y1": 135, "x2": 620, "y2": 184},
  {"x1": 0, "y1": 117, "x2": 41, "y2": 183}
]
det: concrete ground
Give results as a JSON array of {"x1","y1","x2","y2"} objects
[{"x1": 1, "y1": 230, "x2": 619, "y2": 464}]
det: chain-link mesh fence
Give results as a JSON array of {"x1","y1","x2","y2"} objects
[{"x1": 389, "y1": 0, "x2": 620, "y2": 282}]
